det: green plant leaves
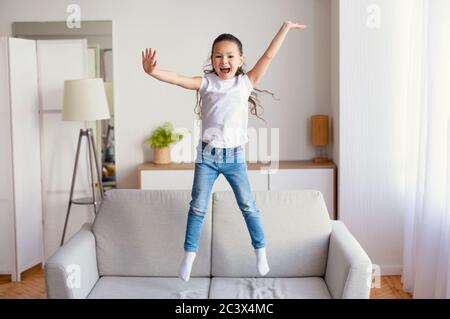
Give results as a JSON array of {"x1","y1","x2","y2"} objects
[{"x1": 145, "y1": 122, "x2": 184, "y2": 149}]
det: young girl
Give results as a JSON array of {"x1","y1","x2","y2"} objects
[{"x1": 142, "y1": 21, "x2": 307, "y2": 281}]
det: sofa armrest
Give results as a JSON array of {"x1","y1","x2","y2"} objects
[
  {"x1": 45, "y1": 223, "x2": 99, "y2": 299},
  {"x1": 324, "y1": 221, "x2": 372, "y2": 299}
]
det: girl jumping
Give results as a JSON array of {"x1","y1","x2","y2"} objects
[{"x1": 142, "y1": 21, "x2": 307, "y2": 281}]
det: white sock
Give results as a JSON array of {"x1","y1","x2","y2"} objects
[
  {"x1": 255, "y1": 248, "x2": 270, "y2": 276},
  {"x1": 179, "y1": 251, "x2": 196, "y2": 282}
]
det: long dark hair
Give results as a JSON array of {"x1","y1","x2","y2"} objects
[{"x1": 194, "y1": 33, "x2": 277, "y2": 123}]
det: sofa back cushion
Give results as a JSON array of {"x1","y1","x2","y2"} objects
[
  {"x1": 93, "y1": 189, "x2": 211, "y2": 277},
  {"x1": 212, "y1": 190, "x2": 332, "y2": 277}
]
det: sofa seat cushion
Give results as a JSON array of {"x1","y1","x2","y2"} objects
[
  {"x1": 87, "y1": 277, "x2": 211, "y2": 299},
  {"x1": 209, "y1": 277, "x2": 331, "y2": 299}
]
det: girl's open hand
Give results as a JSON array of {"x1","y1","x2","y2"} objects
[
  {"x1": 283, "y1": 21, "x2": 307, "y2": 30},
  {"x1": 142, "y1": 48, "x2": 157, "y2": 74}
]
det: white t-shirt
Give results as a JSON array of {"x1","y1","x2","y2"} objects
[{"x1": 199, "y1": 73, "x2": 253, "y2": 148}]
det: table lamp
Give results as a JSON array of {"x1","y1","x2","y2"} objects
[
  {"x1": 311, "y1": 115, "x2": 330, "y2": 163},
  {"x1": 60, "y1": 78, "x2": 110, "y2": 246}
]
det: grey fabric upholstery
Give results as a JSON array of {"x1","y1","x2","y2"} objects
[
  {"x1": 325, "y1": 221, "x2": 373, "y2": 299},
  {"x1": 92, "y1": 190, "x2": 211, "y2": 277},
  {"x1": 45, "y1": 223, "x2": 99, "y2": 299},
  {"x1": 209, "y1": 277, "x2": 331, "y2": 299},
  {"x1": 211, "y1": 190, "x2": 332, "y2": 277},
  {"x1": 45, "y1": 189, "x2": 372, "y2": 299},
  {"x1": 88, "y1": 277, "x2": 210, "y2": 299}
]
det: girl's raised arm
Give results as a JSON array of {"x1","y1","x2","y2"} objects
[
  {"x1": 142, "y1": 48, "x2": 202, "y2": 90},
  {"x1": 247, "y1": 21, "x2": 306, "y2": 88}
]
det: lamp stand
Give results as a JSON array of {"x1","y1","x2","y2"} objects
[
  {"x1": 313, "y1": 157, "x2": 330, "y2": 164},
  {"x1": 60, "y1": 128, "x2": 104, "y2": 246},
  {"x1": 313, "y1": 145, "x2": 330, "y2": 164}
]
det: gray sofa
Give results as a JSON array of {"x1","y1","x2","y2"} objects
[{"x1": 45, "y1": 189, "x2": 372, "y2": 299}]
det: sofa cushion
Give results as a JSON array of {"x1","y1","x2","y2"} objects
[
  {"x1": 93, "y1": 189, "x2": 211, "y2": 277},
  {"x1": 212, "y1": 190, "x2": 332, "y2": 277},
  {"x1": 87, "y1": 277, "x2": 210, "y2": 299},
  {"x1": 209, "y1": 277, "x2": 331, "y2": 299}
]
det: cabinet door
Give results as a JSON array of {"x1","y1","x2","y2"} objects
[
  {"x1": 140, "y1": 170, "x2": 233, "y2": 192},
  {"x1": 141, "y1": 170, "x2": 194, "y2": 190},
  {"x1": 0, "y1": 37, "x2": 15, "y2": 276},
  {"x1": 248, "y1": 170, "x2": 269, "y2": 191},
  {"x1": 269, "y1": 169, "x2": 335, "y2": 219},
  {"x1": 8, "y1": 38, "x2": 43, "y2": 279},
  {"x1": 141, "y1": 169, "x2": 269, "y2": 192}
]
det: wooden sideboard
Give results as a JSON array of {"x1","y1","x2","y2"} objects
[{"x1": 138, "y1": 160, "x2": 337, "y2": 220}]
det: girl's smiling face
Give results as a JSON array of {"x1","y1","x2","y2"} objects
[{"x1": 212, "y1": 40, "x2": 244, "y2": 80}]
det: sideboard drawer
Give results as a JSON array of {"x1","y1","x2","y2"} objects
[
  {"x1": 141, "y1": 170, "x2": 194, "y2": 190},
  {"x1": 269, "y1": 169, "x2": 335, "y2": 219},
  {"x1": 140, "y1": 169, "x2": 269, "y2": 192}
]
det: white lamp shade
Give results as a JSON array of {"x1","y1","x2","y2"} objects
[{"x1": 62, "y1": 78, "x2": 111, "y2": 121}]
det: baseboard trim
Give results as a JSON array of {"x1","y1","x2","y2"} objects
[{"x1": 378, "y1": 265, "x2": 403, "y2": 276}]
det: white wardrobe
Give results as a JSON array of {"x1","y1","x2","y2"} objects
[
  {"x1": 0, "y1": 38, "x2": 43, "y2": 281},
  {"x1": 0, "y1": 37, "x2": 93, "y2": 281}
]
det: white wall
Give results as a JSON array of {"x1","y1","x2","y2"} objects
[
  {"x1": 331, "y1": 0, "x2": 339, "y2": 169},
  {"x1": 339, "y1": 0, "x2": 413, "y2": 274},
  {"x1": 0, "y1": 0, "x2": 332, "y2": 188}
]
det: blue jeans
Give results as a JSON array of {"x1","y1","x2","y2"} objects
[{"x1": 183, "y1": 142, "x2": 266, "y2": 252}]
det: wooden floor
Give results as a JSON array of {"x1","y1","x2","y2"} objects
[
  {"x1": 0, "y1": 265, "x2": 47, "y2": 299},
  {"x1": 370, "y1": 276, "x2": 412, "y2": 299},
  {"x1": 0, "y1": 264, "x2": 411, "y2": 299}
]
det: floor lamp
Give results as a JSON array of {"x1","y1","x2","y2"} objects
[{"x1": 60, "y1": 78, "x2": 111, "y2": 246}]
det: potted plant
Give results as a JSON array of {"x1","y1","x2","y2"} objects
[{"x1": 145, "y1": 122, "x2": 184, "y2": 164}]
